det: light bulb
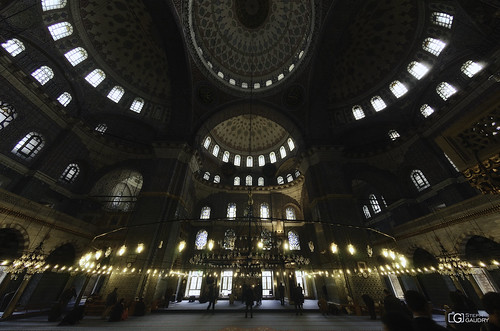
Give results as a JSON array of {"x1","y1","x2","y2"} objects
[
  {"x1": 136, "y1": 243, "x2": 145, "y2": 254},
  {"x1": 95, "y1": 250, "x2": 102, "y2": 260},
  {"x1": 178, "y1": 241, "x2": 186, "y2": 252},
  {"x1": 330, "y1": 243, "x2": 338, "y2": 253},
  {"x1": 117, "y1": 245, "x2": 126, "y2": 256},
  {"x1": 208, "y1": 240, "x2": 214, "y2": 251},
  {"x1": 347, "y1": 244, "x2": 355, "y2": 255}
]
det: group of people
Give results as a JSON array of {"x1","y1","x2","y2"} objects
[{"x1": 101, "y1": 288, "x2": 147, "y2": 322}]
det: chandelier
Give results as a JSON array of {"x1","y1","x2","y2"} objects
[
  {"x1": 437, "y1": 255, "x2": 472, "y2": 279},
  {"x1": 5, "y1": 242, "x2": 46, "y2": 280}
]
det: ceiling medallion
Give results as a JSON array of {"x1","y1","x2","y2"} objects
[{"x1": 187, "y1": 0, "x2": 317, "y2": 93}]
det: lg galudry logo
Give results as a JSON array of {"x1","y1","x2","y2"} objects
[{"x1": 448, "y1": 312, "x2": 489, "y2": 324}]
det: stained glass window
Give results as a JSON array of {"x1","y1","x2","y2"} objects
[
  {"x1": 285, "y1": 207, "x2": 296, "y2": 220},
  {"x1": 200, "y1": 206, "x2": 211, "y2": 219},
  {"x1": 260, "y1": 203, "x2": 270, "y2": 219},
  {"x1": 60, "y1": 163, "x2": 80, "y2": 183},
  {"x1": 57, "y1": 92, "x2": 72, "y2": 107},
  {"x1": 420, "y1": 104, "x2": 435, "y2": 118},
  {"x1": 227, "y1": 203, "x2": 236, "y2": 220},
  {"x1": 461, "y1": 61, "x2": 483, "y2": 78},
  {"x1": 422, "y1": 38, "x2": 446, "y2": 56},
  {"x1": 261, "y1": 229, "x2": 272, "y2": 250},
  {"x1": 64, "y1": 47, "x2": 88, "y2": 66},
  {"x1": 130, "y1": 98, "x2": 144, "y2": 113},
  {"x1": 195, "y1": 230, "x2": 208, "y2": 250},
  {"x1": 85, "y1": 69, "x2": 106, "y2": 87},
  {"x1": 107, "y1": 86, "x2": 125, "y2": 103},
  {"x1": 48, "y1": 22, "x2": 73, "y2": 41},
  {"x1": 288, "y1": 230, "x2": 300, "y2": 250},
  {"x1": 436, "y1": 82, "x2": 457, "y2": 101},
  {"x1": 31, "y1": 66, "x2": 54, "y2": 85},
  {"x1": 431, "y1": 12, "x2": 453, "y2": 28},
  {"x1": 223, "y1": 229, "x2": 236, "y2": 250},
  {"x1": 12, "y1": 132, "x2": 44, "y2": 160},
  {"x1": 1, "y1": 38, "x2": 25, "y2": 57},
  {"x1": 42, "y1": 0, "x2": 67, "y2": 11},
  {"x1": 411, "y1": 169, "x2": 430, "y2": 191}
]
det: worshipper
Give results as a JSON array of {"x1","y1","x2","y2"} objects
[
  {"x1": 383, "y1": 289, "x2": 409, "y2": 316},
  {"x1": 59, "y1": 286, "x2": 77, "y2": 310},
  {"x1": 244, "y1": 284, "x2": 254, "y2": 318},
  {"x1": 318, "y1": 297, "x2": 328, "y2": 315},
  {"x1": 206, "y1": 283, "x2": 217, "y2": 313},
  {"x1": 362, "y1": 293, "x2": 377, "y2": 320},
  {"x1": 101, "y1": 287, "x2": 118, "y2": 319},
  {"x1": 481, "y1": 292, "x2": 500, "y2": 331},
  {"x1": 278, "y1": 283, "x2": 285, "y2": 305},
  {"x1": 108, "y1": 298, "x2": 125, "y2": 322},
  {"x1": 58, "y1": 305, "x2": 85, "y2": 326},
  {"x1": 294, "y1": 283, "x2": 304, "y2": 315},
  {"x1": 134, "y1": 297, "x2": 146, "y2": 316},
  {"x1": 255, "y1": 283, "x2": 262, "y2": 306},
  {"x1": 404, "y1": 290, "x2": 447, "y2": 331}
]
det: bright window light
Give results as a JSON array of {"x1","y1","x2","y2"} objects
[
  {"x1": 85, "y1": 69, "x2": 106, "y2": 87},
  {"x1": 31, "y1": 66, "x2": 54, "y2": 85},
  {"x1": 107, "y1": 86, "x2": 124, "y2": 103},
  {"x1": 258, "y1": 155, "x2": 265, "y2": 166},
  {"x1": 461, "y1": 61, "x2": 484, "y2": 78},
  {"x1": 287, "y1": 138, "x2": 295, "y2": 151},
  {"x1": 371, "y1": 96, "x2": 386, "y2": 112},
  {"x1": 277, "y1": 176, "x2": 284, "y2": 185},
  {"x1": 213, "y1": 175, "x2": 220, "y2": 183},
  {"x1": 431, "y1": 12, "x2": 453, "y2": 29},
  {"x1": 95, "y1": 123, "x2": 107, "y2": 134},
  {"x1": 352, "y1": 106, "x2": 365, "y2": 120},
  {"x1": 1, "y1": 38, "x2": 25, "y2": 57},
  {"x1": 130, "y1": 98, "x2": 144, "y2": 113},
  {"x1": 407, "y1": 61, "x2": 429, "y2": 80},
  {"x1": 246, "y1": 156, "x2": 253, "y2": 167},
  {"x1": 234, "y1": 155, "x2": 241, "y2": 166},
  {"x1": 258, "y1": 177, "x2": 264, "y2": 186},
  {"x1": 436, "y1": 82, "x2": 457, "y2": 100},
  {"x1": 48, "y1": 22, "x2": 73, "y2": 41},
  {"x1": 246, "y1": 175, "x2": 252, "y2": 186},
  {"x1": 12, "y1": 132, "x2": 44, "y2": 160},
  {"x1": 389, "y1": 81, "x2": 408, "y2": 98},
  {"x1": 422, "y1": 38, "x2": 446, "y2": 56},
  {"x1": 42, "y1": 0, "x2": 67, "y2": 11},
  {"x1": 420, "y1": 104, "x2": 435, "y2": 118},
  {"x1": 222, "y1": 151, "x2": 230, "y2": 162},
  {"x1": 57, "y1": 92, "x2": 72, "y2": 107},
  {"x1": 60, "y1": 163, "x2": 80, "y2": 183},
  {"x1": 388, "y1": 130, "x2": 400, "y2": 141},
  {"x1": 64, "y1": 47, "x2": 88, "y2": 66},
  {"x1": 269, "y1": 152, "x2": 276, "y2": 163},
  {"x1": 203, "y1": 172, "x2": 210, "y2": 180},
  {"x1": 234, "y1": 177, "x2": 240, "y2": 186},
  {"x1": 280, "y1": 146, "x2": 286, "y2": 158},
  {"x1": 212, "y1": 145, "x2": 219, "y2": 157},
  {"x1": 203, "y1": 137, "x2": 211, "y2": 149}
]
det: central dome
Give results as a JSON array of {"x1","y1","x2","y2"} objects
[{"x1": 187, "y1": 0, "x2": 316, "y2": 93}]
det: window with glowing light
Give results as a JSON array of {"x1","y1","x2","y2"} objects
[
  {"x1": 262, "y1": 270, "x2": 273, "y2": 296},
  {"x1": 363, "y1": 205, "x2": 371, "y2": 218},
  {"x1": 130, "y1": 98, "x2": 144, "y2": 113},
  {"x1": 222, "y1": 151, "x2": 230, "y2": 162},
  {"x1": 371, "y1": 96, "x2": 386, "y2": 112},
  {"x1": 407, "y1": 61, "x2": 429, "y2": 80},
  {"x1": 221, "y1": 270, "x2": 233, "y2": 296},
  {"x1": 352, "y1": 105, "x2": 365, "y2": 120},
  {"x1": 436, "y1": 82, "x2": 457, "y2": 100},
  {"x1": 203, "y1": 172, "x2": 210, "y2": 180},
  {"x1": 0, "y1": 101, "x2": 16, "y2": 130},
  {"x1": 277, "y1": 176, "x2": 284, "y2": 185},
  {"x1": 422, "y1": 38, "x2": 446, "y2": 56},
  {"x1": 187, "y1": 271, "x2": 203, "y2": 296},
  {"x1": 200, "y1": 206, "x2": 211, "y2": 219},
  {"x1": 234, "y1": 177, "x2": 240, "y2": 186},
  {"x1": 12, "y1": 132, "x2": 44, "y2": 160},
  {"x1": 288, "y1": 230, "x2": 300, "y2": 250},
  {"x1": 107, "y1": 86, "x2": 124, "y2": 103},
  {"x1": 203, "y1": 136, "x2": 211, "y2": 149},
  {"x1": 212, "y1": 145, "x2": 219, "y2": 157},
  {"x1": 227, "y1": 203, "x2": 236, "y2": 220},
  {"x1": 258, "y1": 155, "x2": 265, "y2": 166},
  {"x1": 60, "y1": 163, "x2": 80, "y2": 183},
  {"x1": 47, "y1": 22, "x2": 73, "y2": 41},
  {"x1": 213, "y1": 175, "x2": 220, "y2": 183},
  {"x1": 95, "y1": 123, "x2": 107, "y2": 134},
  {"x1": 287, "y1": 138, "x2": 295, "y2": 151},
  {"x1": 420, "y1": 104, "x2": 435, "y2": 118},
  {"x1": 286, "y1": 174, "x2": 293, "y2": 183},
  {"x1": 1, "y1": 38, "x2": 25, "y2": 57},
  {"x1": 461, "y1": 61, "x2": 483, "y2": 78},
  {"x1": 285, "y1": 207, "x2": 296, "y2": 220},
  {"x1": 223, "y1": 229, "x2": 236, "y2": 250},
  {"x1": 234, "y1": 155, "x2": 241, "y2": 166},
  {"x1": 57, "y1": 92, "x2": 72, "y2": 107},
  {"x1": 258, "y1": 177, "x2": 264, "y2": 186},
  {"x1": 431, "y1": 12, "x2": 453, "y2": 28},
  {"x1": 85, "y1": 69, "x2": 106, "y2": 87},
  {"x1": 31, "y1": 66, "x2": 54, "y2": 85},
  {"x1": 64, "y1": 47, "x2": 88, "y2": 66},
  {"x1": 389, "y1": 81, "x2": 408, "y2": 98},
  {"x1": 369, "y1": 194, "x2": 381, "y2": 214},
  {"x1": 195, "y1": 230, "x2": 208, "y2": 250},
  {"x1": 269, "y1": 152, "x2": 277, "y2": 163},
  {"x1": 246, "y1": 156, "x2": 253, "y2": 167},
  {"x1": 388, "y1": 130, "x2": 400, "y2": 141},
  {"x1": 245, "y1": 175, "x2": 252, "y2": 186},
  {"x1": 260, "y1": 203, "x2": 270, "y2": 219},
  {"x1": 411, "y1": 169, "x2": 430, "y2": 191},
  {"x1": 280, "y1": 146, "x2": 286, "y2": 158},
  {"x1": 41, "y1": 0, "x2": 67, "y2": 11},
  {"x1": 295, "y1": 270, "x2": 308, "y2": 295}
]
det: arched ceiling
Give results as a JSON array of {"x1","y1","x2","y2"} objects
[
  {"x1": 211, "y1": 114, "x2": 288, "y2": 154},
  {"x1": 77, "y1": 0, "x2": 170, "y2": 101}
]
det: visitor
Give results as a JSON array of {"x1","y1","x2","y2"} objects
[
  {"x1": 383, "y1": 289, "x2": 409, "y2": 315},
  {"x1": 101, "y1": 288, "x2": 118, "y2": 320},
  {"x1": 108, "y1": 298, "x2": 125, "y2": 322},
  {"x1": 134, "y1": 297, "x2": 146, "y2": 316},
  {"x1": 59, "y1": 286, "x2": 77, "y2": 310},
  {"x1": 278, "y1": 282, "x2": 285, "y2": 305},
  {"x1": 447, "y1": 290, "x2": 479, "y2": 330},
  {"x1": 381, "y1": 311, "x2": 416, "y2": 331},
  {"x1": 318, "y1": 297, "x2": 328, "y2": 315},
  {"x1": 244, "y1": 284, "x2": 254, "y2": 318},
  {"x1": 362, "y1": 293, "x2": 377, "y2": 320},
  {"x1": 404, "y1": 290, "x2": 447, "y2": 331},
  {"x1": 481, "y1": 292, "x2": 500, "y2": 331},
  {"x1": 295, "y1": 283, "x2": 304, "y2": 315},
  {"x1": 255, "y1": 283, "x2": 262, "y2": 306},
  {"x1": 206, "y1": 283, "x2": 216, "y2": 313}
]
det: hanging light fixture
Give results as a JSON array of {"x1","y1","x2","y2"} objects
[
  {"x1": 347, "y1": 244, "x2": 355, "y2": 255},
  {"x1": 330, "y1": 242, "x2": 338, "y2": 253},
  {"x1": 117, "y1": 245, "x2": 126, "y2": 256},
  {"x1": 5, "y1": 242, "x2": 46, "y2": 280}
]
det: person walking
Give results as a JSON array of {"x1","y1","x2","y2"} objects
[
  {"x1": 295, "y1": 284, "x2": 304, "y2": 315},
  {"x1": 101, "y1": 288, "x2": 118, "y2": 320},
  {"x1": 278, "y1": 282, "x2": 285, "y2": 305},
  {"x1": 244, "y1": 284, "x2": 254, "y2": 318},
  {"x1": 206, "y1": 283, "x2": 217, "y2": 313}
]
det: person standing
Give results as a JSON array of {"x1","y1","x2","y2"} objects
[
  {"x1": 295, "y1": 284, "x2": 304, "y2": 315},
  {"x1": 206, "y1": 283, "x2": 217, "y2": 313},
  {"x1": 59, "y1": 286, "x2": 77, "y2": 310},
  {"x1": 278, "y1": 283, "x2": 285, "y2": 306},
  {"x1": 255, "y1": 283, "x2": 262, "y2": 306},
  {"x1": 404, "y1": 290, "x2": 447, "y2": 331},
  {"x1": 362, "y1": 294, "x2": 377, "y2": 320},
  {"x1": 244, "y1": 284, "x2": 254, "y2": 318},
  {"x1": 101, "y1": 288, "x2": 118, "y2": 320}
]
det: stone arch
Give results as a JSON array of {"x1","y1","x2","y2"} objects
[
  {"x1": 45, "y1": 243, "x2": 76, "y2": 267},
  {"x1": 412, "y1": 247, "x2": 438, "y2": 268},
  {"x1": 0, "y1": 222, "x2": 29, "y2": 253},
  {"x1": 464, "y1": 235, "x2": 500, "y2": 262}
]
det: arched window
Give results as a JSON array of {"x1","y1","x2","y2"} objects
[
  {"x1": 420, "y1": 104, "x2": 435, "y2": 118},
  {"x1": 407, "y1": 61, "x2": 429, "y2": 80},
  {"x1": 258, "y1": 155, "x2": 265, "y2": 166},
  {"x1": 224, "y1": 229, "x2": 236, "y2": 250},
  {"x1": 107, "y1": 86, "x2": 125, "y2": 103},
  {"x1": 261, "y1": 229, "x2": 272, "y2": 250},
  {"x1": 411, "y1": 169, "x2": 430, "y2": 191},
  {"x1": 431, "y1": 12, "x2": 453, "y2": 28},
  {"x1": 41, "y1": 0, "x2": 67, "y2": 11},
  {"x1": 64, "y1": 47, "x2": 88, "y2": 66},
  {"x1": 389, "y1": 81, "x2": 408, "y2": 98},
  {"x1": 31, "y1": 66, "x2": 54, "y2": 85},
  {"x1": 371, "y1": 96, "x2": 386, "y2": 112},
  {"x1": 269, "y1": 152, "x2": 276, "y2": 163},
  {"x1": 222, "y1": 151, "x2": 230, "y2": 162},
  {"x1": 277, "y1": 176, "x2": 284, "y2": 185},
  {"x1": 286, "y1": 173, "x2": 293, "y2": 182},
  {"x1": 258, "y1": 177, "x2": 264, "y2": 186},
  {"x1": 195, "y1": 230, "x2": 208, "y2": 250},
  {"x1": 60, "y1": 163, "x2": 80, "y2": 183},
  {"x1": 288, "y1": 230, "x2": 300, "y2": 250},
  {"x1": 246, "y1": 156, "x2": 253, "y2": 167},
  {"x1": 212, "y1": 145, "x2": 219, "y2": 157},
  {"x1": 12, "y1": 132, "x2": 44, "y2": 160},
  {"x1": 2, "y1": 38, "x2": 25, "y2": 57},
  {"x1": 461, "y1": 61, "x2": 483, "y2": 78},
  {"x1": 388, "y1": 130, "x2": 400, "y2": 141},
  {"x1": 234, "y1": 176, "x2": 240, "y2": 186},
  {"x1": 294, "y1": 170, "x2": 301, "y2": 177},
  {"x1": 369, "y1": 194, "x2": 381, "y2": 214},
  {"x1": 422, "y1": 38, "x2": 446, "y2": 56},
  {"x1": 436, "y1": 82, "x2": 457, "y2": 100},
  {"x1": 213, "y1": 175, "x2": 221, "y2": 183},
  {"x1": 227, "y1": 203, "x2": 236, "y2": 220},
  {"x1": 285, "y1": 207, "x2": 296, "y2": 220},
  {"x1": 47, "y1": 22, "x2": 73, "y2": 41},
  {"x1": 85, "y1": 69, "x2": 106, "y2": 87},
  {"x1": 203, "y1": 172, "x2": 210, "y2": 180},
  {"x1": 363, "y1": 205, "x2": 371, "y2": 219},
  {"x1": 280, "y1": 146, "x2": 287, "y2": 158},
  {"x1": 352, "y1": 105, "x2": 365, "y2": 120},
  {"x1": 130, "y1": 98, "x2": 144, "y2": 113},
  {"x1": 0, "y1": 101, "x2": 17, "y2": 130},
  {"x1": 106, "y1": 172, "x2": 143, "y2": 211},
  {"x1": 57, "y1": 92, "x2": 72, "y2": 107},
  {"x1": 95, "y1": 123, "x2": 107, "y2": 134},
  {"x1": 245, "y1": 175, "x2": 252, "y2": 186},
  {"x1": 203, "y1": 136, "x2": 211, "y2": 149},
  {"x1": 287, "y1": 138, "x2": 295, "y2": 151},
  {"x1": 234, "y1": 155, "x2": 241, "y2": 166},
  {"x1": 260, "y1": 203, "x2": 270, "y2": 219},
  {"x1": 200, "y1": 206, "x2": 211, "y2": 220}
]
